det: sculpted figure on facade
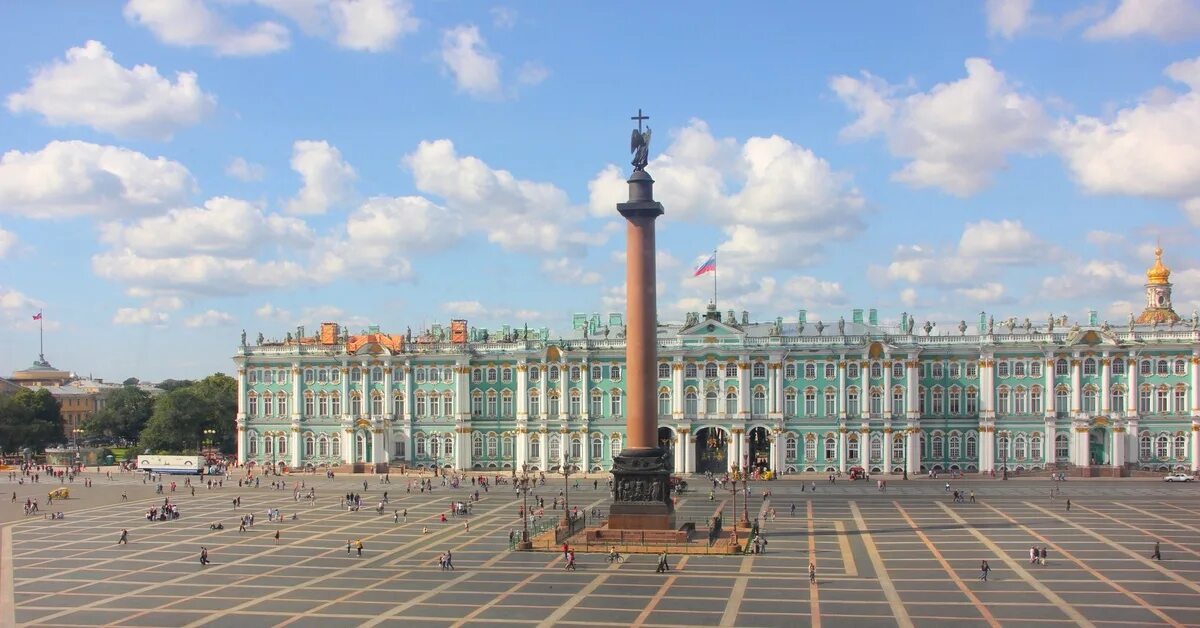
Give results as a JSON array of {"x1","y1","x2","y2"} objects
[
  {"x1": 241, "y1": 329, "x2": 247, "y2": 347},
  {"x1": 906, "y1": 316, "x2": 915, "y2": 335},
  {"x1": 838, "y1": 316, "x2": 845, "y2": 336},
  {"x1": 923, "y1": 320, "x2": 934, "y2": 336},
  {"x1": 987, "y1": 316, "x2": 994, "y2": 335},
  {"x1": 958, "y1": 320, "x2": 967, "y2": 336},
  {"x1": 1047, "y1": 314, "x2": 1055, "y2": 332},
  {"x1": 815, "y1": 321, "x2": 825, "y2": 336},
  {"x1": 257, "y1": 332, "x2": 265, "y2": 345},
  {"x1": 1128, "y1": 312, "x2": 1136, "y2": 331},
  {"x1": 1023, "y1": 318, "x2": 1032, "y2": 333}
]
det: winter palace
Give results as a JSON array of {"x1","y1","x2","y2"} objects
[{"x1": 234, "y1": 248, "x2": 1200, "y2": 476}]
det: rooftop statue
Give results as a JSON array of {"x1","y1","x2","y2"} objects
[{"x1": 630, "y1": 109, "x2": 652, "y2": 172}]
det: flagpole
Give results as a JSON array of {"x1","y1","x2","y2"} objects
[
  {"x1": 712, "y1": 249, "x2": 717, "y2": 307},
  {"x1": 38, "y1": 309, "x2": 44, "y2": 361}
]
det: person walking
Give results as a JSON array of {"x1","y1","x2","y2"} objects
[
  {"x1": 356, "y1": 539, "x2": 364, "y2": 557},
  {"x1": 117, "y1": 529, "x2": 128, "y2": 545},
  {"x1": 199, "y1": 547, "x2": 210, "y2": 566},
  {"x1": 1040, "y1": 546, "x2": 1047, "y2": 566},
  {"x1": 656, "y1": 551, "x2": 669, "y2": 573},
  {"x1": 274, "y1": 529, "x2": 280, "y2": 544},
  {"x1": 969, "y1": 491, "x2": 975, "y2": 503},
  {"x1": 979, "y1": 560, "x2": 990, "y2": 581},
  {"x1": 565, "y1": 550, "x2": 576, "y2": 571},
  {"x1": 1066, "y1": 498, "x2": 1071, "y2": 512},
  {"x1": 808, "y1": 561, "x2": 817, "y2": 585},
  {"x1": 445, "y1": 549, "x2": 454, "y2": 570},
  {"x1": 1152, "y1": 541, "x2": 1162, "y2": 561}
]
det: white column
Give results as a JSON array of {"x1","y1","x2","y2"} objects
[
  {"x1": 838, "y1": 429, "x2": 848, "y2": 473},
  {"x1": 738, "y1": 356, "x2": 750, "y2": 418},
  {"x1": 860, "y1": 360, "x2": 869, "y2": 418},
  {"x1": 1045, "y1": 422, "x2": 1057, "y2": 465},
  {"x1": 1126, "y1": 354, "x2": 1139, "y2": 462},
  {"x1": 686, "y1": 428, "x2": 696, "y2": 473},
  {"x1": 539, "y1": 430, "x2": 549, "y2": 470},
  {"x1": 458, "y1": 430, "x2": 470, "y2": 470},
  {"x1": 580, "y1": 430, "x2": 589, "y2": 472},
  {"x1": 340, "y1": 364, "x2": 350, "y2": 423},
  {"x1": 1191, "y1": 423, "x2": 1200, "y2": 473},
  {"x1": 980, "y1": 358, "x2": 994, "y2": 419},
  {"x1": 558, "y1": 430, "x2": 567, "y2": 470},
  {"x1": 404, "y1": 363, "x2": 414, "y2": 420},
  {"x1": 539, "y1": 368, "x2": 548, "y2": 421},
  {"x1": 516, "y1": 363, "x2": 528, "y2": 418},
  {"x1": 516, "y1": 429, "x2": 529, "y2": 471},
  {"x1": 1127, "y1": 418, "x2": 1140, "y2": 464},
  {"x1": 905, "y1": 429, "x2": 921, "y2": 476},
  {"x1": 372, "y1": 429, "x2": 384, "y2": 466},
  {"x1": 673, "y1": 431, "x2": 683, "y2": 473},
  {"x1": 1072, "y1": 425, "x2": 1088, "y2": 466},
  {"x1": 728, "y1": 431, "x2": 739, "y2": 472},
  {"x1": 1101, "y1": 356, "x2": 1111, "y2": 414},
  {"x1": 291, "y1": 364, "x2": 302, "y2": 423},
  {"x1": 457, "y1": 365, "x2": 470, "y2": 423},
  {"x1": 383, "y1": 364, "x2": 393, "y2": 421},
  {"x1": 558, "y1": 364, "x2": 568, "y2": 421},
  {"x1": 1111, "y1": 427, "x2": 1125, "y2": 468},
  {"x1": 236, "y1": 367, "x2": 247, "y2": 464},
  {"x1": 1192, "y1": 354, "x2": 1200, "y2": 417},
  {"x1": 581, "y1": 359, "x2": 590, "y2": 422},
  {"x1": 1044, "y1": 355, "x2": 1055, "y2": 420},
  {"x1": 906, "y1": 358, "x2": 919, "y2": 417},
  {"x1": 1071, "y1": 356, "x2": 1082, "y2": 417},
  {"x1": 882, "y1": 429, "x2": 892, "y2": 473},
  {"x1": 671, "y1": 361, "x2": 684, "y2": 417},
  {"x1": 290, "y1": 429, "x2": 301, "y2": 468},
  {"x1": 343, "y1": 428, "x2": 354, "y2": 465},
  {"x1": 776, "y1": 363, "x2": 785, "y2": 415},
  {"x1": 768, "y1": 363, "x2": 779, "y2": 415},
  {"x1": 838, "y1": 359, "x2": 848, "y2": 420},
  {"x1": 882, "y1": 359, "x2": 892, "y2": 419}
]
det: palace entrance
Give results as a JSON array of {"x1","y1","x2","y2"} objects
[
  {"x1": 694, "y1": 427, "x2": 729, "y2": 474},
  {"x1": 658, "y1": 427, "x2": 675, "y2": 471},
  {"x1": 748, "y1": 426, "x2": 771, "y2": 472},
  {"x1": 1089, "y1": 428, "x2": 1107, "y2": 466}
]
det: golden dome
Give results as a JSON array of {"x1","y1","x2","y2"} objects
[{"x1": 1147, "y1": 246, "x2": 1171, "y2": 285}]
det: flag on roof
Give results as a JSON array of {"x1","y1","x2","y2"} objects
[
  {"x1": 694, "y1": 252, "x2": 716, "y2": 277},
  {"x1": 32, "y1": 312, "x2": 42, "y2": 320}
]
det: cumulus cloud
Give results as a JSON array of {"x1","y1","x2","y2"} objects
[
  {"x1": 832, "y1": 58, "x2": 1049, "y2": 196},
  {"x1": 93, "y1": 251, "x2": 308, "y2": 297},
  {"x1": 986, "y1": 0, "x2": 1035, "y2": 38},
  {"x1": 226, "y1": 157, "x2": 264, "y2": 182},
  {"x1": 957, "y1": 282, "x2": 1007, "y2": 303},
  {"x1": 541, "y1": 257, "x2": 601, "y2": 285},
  {"x1": 256, "y1": 302, "x2": 292, "y2": 321},
  {"x1": 958, "y1": 219, "x2": 1041, "y2": 263},
  {"x1": 113, "y1": 306, "x2": 169, "y2": 326},
  {"x1": 0, "y1": 226, "x2": 16, "y2": 259},
  {"x1": 440, "y1": 25, "x2": 502, "y2": 98},
  {"x1": 7, "y1": 41, "x2": 216, "y2": 140},
  {"x1": 260, "y1": 0, "x2": 419, "y2": 51},
  {"x1": 124, "y1": 0, "x2": 290, "y2": 56},
  {"x1": 1085, "y1": 0, "x2": 1200, "y2": 41},
  {"x1": 405, "y1": 139, "x2": 594, "y2": 253},
  {"x1": 441, "y1": 300, "x2": 543, "y2": 321},
  {"x1": 184, "y1": 309, "x2": 233, "y2": 327},
  {"x1": 99, "y1": 196, "x2": 313, "y2": 258},
  {"x1": 314, "y1": 195, "x2": 458, "y2": 281},
  {"x1": 0, "y1": 287, "x2": 42, "y2": 312},
  {"x1": 1054, "y1": 57, "x2": 1200, "y2": 213},
  {"x1": 1039, "y1": 260, "x2": 1143, "y2": 300},
  {"x1": 285, "y1": 140, "x2": 356, "y2": 215},
  {"x1": 491, "y1": 6, "x2": 517, "y2": 28},
  {"x1": 517, "y1": 62, "x2": 549, "y2": 86},
  {"x1": 0, "y1": 141, "x2": 194, "y2": 219}
]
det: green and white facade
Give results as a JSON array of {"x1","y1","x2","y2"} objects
[{"x1": 234, "y1": 253, "x2": 1200, "y2": 475}]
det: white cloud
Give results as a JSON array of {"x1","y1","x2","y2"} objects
[
  {"x1": 986, "y1": 0, "x2": 1035, "y2": 38},
  {"x1": 958, "y1": 219, "x2": 1040, "y2": 263},
  {"x1": 226, "y1": 157, "x2": 264, "y2": 182},
  {"x1": 149, "y1": 296, "x2": 184, "y2": 311},
  {"x1": 1086, "y1": 230, "x2": 1125, "y2": 247},
  {"x1": 1039, "y1": 260, "x2": 1142, "y2": 300},
  {"x1": 256, "y1": 303, "x2": 292, "y2": 321},
  {"x1": 100, "y1": 197, "x2": 313, "y2": 258},
  {"x1": 588, "y1": 119, "x2": 865, "y2": 271},
  {"x1": 1085, "y1": 0, "x2": 1200, "y2": 41},
  {"x1": 184, "y1": 309, "x2": 233, "y2": 327},
  {"x1": 285, "y1": 140, "x2": 356, "y2": 215},
  {"x1": 491, "y1": 7, "x2": 517, "y2": 28},
  {"x1": 256, "y1": 0, "x2": 418, "y2": 51},
  {"x1": 517, "y1": 62, "x2": 549, "y2": 86},
  {"x1": 405, "y1": 139, "x2": 594, "y2": 253},
  {"x1": 0, "y1": 226, "x2": 16, "y2": 259},
  {"x1": 1054, "y1": 57, "x2": 1200, "y2": 212},
  {"x1": 957, "y1": 282, "x2": 1007, "y2": 303},
  {"x1": 441, "y1": 300, "x2": 544, "y2": 323},
  {"x1": 541, "y1": 257, "x2": 601, "y2": 285},
  {"x1": 0, "y1": 141, "x2": 194, "y2": 219},
  {"x1": 123, "y1": 0, "x2": 290, "y2": 56},
  {"x1": 832, "y1": 58, "x2": 1049, "y2": 196},
  {"x1": 440, "y1": 25, "x2": 501, "y2": 98},
  {"x1": 314, "y1": 195, "x2": 457, "y2": 281},
  {"x1": 7, "y1": 40, "x2": 216, "y2": 141},
  {"x1": 93, "y1": 251, "x2": 308, "y2": 297},
  {"x1": 443, "y1": 300, "x2": 486, "y2": 316},
  {"x1": 0, "y1": 287, "x2": 42, "y2": 311},
  {"x1": 113, "y1": 306, "x2": 169, "y2": 326},
  {"x1": 900, "y1": 288, "x2": 919, "y2": 307},
  {"x1": 330, "y1": 0, "x2": 418, "y2": 51}
]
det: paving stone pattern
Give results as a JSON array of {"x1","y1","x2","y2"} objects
[{"x1": 5, "y1": 472, "x2": 1200, "y2": 627}]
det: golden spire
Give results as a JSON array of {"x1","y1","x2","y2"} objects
[{"x1": 1147, "y1": 245, "x2": 1171, "y2": 285}]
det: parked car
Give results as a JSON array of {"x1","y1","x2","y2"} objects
[{"x1": 1164, "y1": 473, "x2": 1194, "y2": 482}]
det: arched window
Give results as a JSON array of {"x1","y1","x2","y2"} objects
[
  {"x1": 473, "y1": 433, "x2": 484, "y2": 458},
  {"x1": 349, "y1": 393, "x2": 361, "y2": 417},
  {"x1": 393, "y1": 392, "x2": 404, "y2": 416},
  {"x1": 304, "y1": 433, "x2": 315, "y2": 457},
  {"x1": 330, "y1": 434, "x2": 342, "y2": 458},
  {"x1": 371, "y1": 392, "x2": 383, "y2": 416},
  {"x1": 847, "y1": 434, "x2": 860, "y2": 462},
  {"x1": 317, "y1": 435, "x2": 329, "y2": 457},
  {"x1": 805, "y1": 388, "x2": 817, "y2": 416},
  {"x1": 1056, "y1": 359, "x2": 1069, "y2": 376},
  {"x1": 1030, "y1": 386, "x2": 1043, "y2": 415},
  {"x1": 1175, "y1": 385, "x2": 1188, "y2": 414},
  {"x1": 1014, "y1": 433, "x2": 1028, "y2": 461},
  {"x1": 824, "y1": 436, "x2": 836, "y2": 460},
  {"x1": 786, "y1": 435, "x2": 798, "y2": 461},
  {"x1": 548, "y1": 366, "x2": 560, "y2": 381},
  {"x1": 1176, "y1": 359, "x2": 1188, "y2": 376},
  {"x1": 591, "y1": 389, "x2": 603, "y2": 417},
  {"x1": 997, "y1": 434, "x2": 1008, "y2": 461},
  {"x1": 948, "y1": 433, "x2": 961, "y2": 460},
  {"x1": 528, "y1": 390, "x2": 540, "y2": 417},
  {"x1": 892, "y1": 435, "x2": 905, "y2": 463},
  {"x1": 529, "y1": 435, "x2": 540, "y2": 460},
  {"x1": 277, "y1": 435, "x2": 287, "y2": 456},
  {"x1": 1082, "y1": 386, "x2": 1098, "y2": 414},
  {"x1": 726, "y1": 363, "x2": 738, "y2": 378},
  {"x1": 1110, "y1": 385, "x2": 1125, "y2": 413},
  {"x1": 501, "y1": 435, "x2": 512, "y2": 458},
  {"x1": 752, "y1": 388, "x2": 767, "y2": 416},
  {"x1": 568, "y1": 390, "x2": 580, "y2": 417},
  {"x1": 705, "y1": 362, "x2": 718, "y2": 378},
  {"x1": 1030, "y1": 433, "x2": 1042, "y2": 460},
  {"x1": 753, "y1": 362, "x2": 767, "y2": 378},
  {"x1": 590, "y1": 434, "x2": 603, "y2": 460},
  {"x1": 870, "y1": 362, "x2": 882, "y2": 379},
  {"x1": 1176, "y1": 433, "x2": 1188, "y2": 460},
  {"x1": 930, "y1": 433, "x2": 944, "y2": 459},
  {"x1": 1055, "y1": 386, "x2": 1070, "y2": 414},
  {"x1": 658, "y1": 390, "x2": 671, "y2": 416},
  {"x1": 997, "y1": 386, "x2": 1011, "y2": 415},
  {"x1": 805, "y1": 435, "x2": 817, "y2": 461},
  {"x1": 610, "y1": 433, "x2": 623, "y2": 457},
  {"x1": 658, "y1": 363, "x2": 671, "y2": 379},
  {"x1": 1156, "y1": 433, "x2": 1169, "y2": 459},
  {"x1": 1111, "y1": 358, "x2": 1125, "y2": 375},
  {"x1": 1139, "y1": 385, "x2": 1152, "y2": 414},
  {"x1": 705, "y1": 390, "x2": 718, "y2": 414},
  {"x1": 570, "y1": 435, "x2": 582, "y2": 460},
  {"x1": 501, "y1": 390, "x2": 513, "y2": 417},
  {"x1": 247, "y1": 431, "x2": 259, "y2": 455},
  {"x1": 785, "y1": 362, "x2": 797, "y2": 379},
  {"x1": 892, "y1": 388, "x2": 904, "y2": 416},
  {"x1": 965, "y1": 433, "x2": 977, "y2": 460},
  {"x1": 726, "y1": 390, "x2": 737, "y2": 415},
  {"x1": 547, "y1": 391, "x2": 559, "y2": 417},
  {"x1": 805, "y1": 363, "x2": 817, "y2": 379},
  {"x1": 1014, "y1": 361, "x2": 1026, "y2": 377},
  {"x1": 870, "y1": 388, "x2": 882, "y2": 415},
  {"x1": 847, "y1": 362, "x2": 860, "y2": 379},
  {"x1": 685, "y1": 389, "x2": 698, "y2": 415},
  {"x1": 1139, "y1": 432, "x2": 1152, "y2": 460},
  {"x1": 1014, "y1": 386, "x2": 1027, "y2": 415},
  {"x1": 685, "y1": 363, "x2": 698, "y2": 378},
  {"x1": 1083, "y1": 358, "x2": 1097, "y2": 376}
]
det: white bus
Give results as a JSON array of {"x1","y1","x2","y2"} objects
[{"x1": 136, "y1": 455, "x2": 205, "y2": 475}]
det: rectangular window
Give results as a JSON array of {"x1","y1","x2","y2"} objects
[
  {"x1": 1031, "y1": 360, "x2": 1042, "y2": 377},
  {"x1": 488, "y1": 395, "x2": 499, "y2": 416},
  {"x1": 1110, "y1": 359, "x2": 1124, "y2": 375},
  {"x1": 932, "y1": 362, "x2": 943, "y2": 379},
  {"x1": 966, "y1": 390, "x2": 978, "y2": 415},
  {"x1": 949, "y1": 392, "x2": 961, "y2": 416},
  {"x1": 892, "y1": 390, "x2": 905, "y2": 416},
  {"x1": 824, "y1": 363, "x2": 836, "y2": 379},
  {"x1": 502, "y1": 395, "x2": 513, "y2": 417},
  {"x1": 784, "y1": 392, "x2": 797, "y2": 416},
  {"x1": 892, "y1": 361, "x2": 905, "y2": 379},
  {"x1": 966, "y1": 362, "x2": 977, "y2": 378},
  {"x1": 949, "y1": 362, "x2": 961, "y2": 379},
  {"x1": 591, "y1": 393, "x2": 603, "y2": 417},
  {"x1": 932, "y1": 390, "x2": 944, "y2": 415},
  {"x1": 824, "y1": 391, "x2": 836, "y2": 416}
]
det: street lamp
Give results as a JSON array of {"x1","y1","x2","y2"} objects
[
  {"x1": 518, "y1": 464, "x2": 532, "y2": 549},
  {"x1": 1000, "y1": 430, "x2": 1009, "y2": 480},
  {"x1": 72, "y1": 428, "x2": 83, "y2": 450},
  {"x1": 202, "y1": 428, "x2": 216, "y2": 458},
  {"x1": 560, "y1": 464, "x2": 572, "y2": 528}
]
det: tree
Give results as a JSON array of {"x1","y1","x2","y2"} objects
[
  {"x1": 139, "y1": 373, "x2": 236, "y2": 454},
  {"x1": 0, "y1": 388, "x2": 64, "y2": 452},
  {"x1": 82, "y1": 386, "x2": 153, "y2": 441},
  {"x1": 157, "y1": 379, "x2": 194, "y2": 392},
  {"x1": 122, "y1": 377, "x2": 140, "y2": 386}
]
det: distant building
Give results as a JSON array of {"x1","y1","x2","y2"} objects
[
  {"x1": 230, "y1": 248, "x2": 1197, "y2": 475},
  {"x1": 9, "y1": 357, "x2": 72, "y2": 388}
]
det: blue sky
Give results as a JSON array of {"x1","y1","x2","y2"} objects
[{"x1": 1, "y1": 0, "x2": 1199, "y2": 381}]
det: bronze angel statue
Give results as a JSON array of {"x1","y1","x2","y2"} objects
[{"x1": 630, "y1": 126, "x2": 652, "y2": 171}]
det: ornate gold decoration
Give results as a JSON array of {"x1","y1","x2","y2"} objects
[
  {"x1": 883, "y1": 427, "x2": 893, "y2": 434},
  {"x1": 838, "y1": 427, "x2": 848, "y2": 434},
  {"x1": 1147, "y1": 245, "x2": 1171, "y2": 285}
]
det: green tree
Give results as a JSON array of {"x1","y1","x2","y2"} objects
[
  {"x1": 138, "y1": 373, "x2": 236, "y2": 454},
  {"x1": 157, "y1": 379, "x2": 194, "y2": 392},
  {"x1": 122, "y1": 377, "x2": 140, "y2": 386},
  {"x1": 82, "y1": 386, "x2": 153, "y2": 441},
  {"x1": 0, "y1": 388, "x2": 64, "y2": 452}
]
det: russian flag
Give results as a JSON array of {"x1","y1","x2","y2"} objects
[
  {"x1": 694, "y1": 252, "x2": 716, "y2": 277},
  {"x1": 32, "y1": 312, "x2": 42, "y2": 321}
]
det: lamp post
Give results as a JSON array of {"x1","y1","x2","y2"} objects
[
  {"x1": 560, "y1": 464, "x2": 572, "y2": 528},
  {"x1": 72, "y1": 428, "x2": 83, "y2": 468},
  {"x1": 202, "y1": 428, "x2": 216, "y2": 459},
  {"x1": 1001, "y1": 430, "x2": 1009, "y2": 480},
  {"x1": 728, "y1": 472, "x2": 739, "y2": 546},
  {"x1": 519, "y1": 464, "x2": 532, "y2": 549}
]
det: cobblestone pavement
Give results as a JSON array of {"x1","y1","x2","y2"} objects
[{"x1": 4, "y1": 471, "x2": 1200, "y2": 627}]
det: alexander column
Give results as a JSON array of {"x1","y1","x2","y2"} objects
[{"x1": 608, "y1": 110, "x2": 674, "y2": 530}]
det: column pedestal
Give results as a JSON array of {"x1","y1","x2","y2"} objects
[{"x1": 608, "y1": 447, "x2": 675, "y2": 530}]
